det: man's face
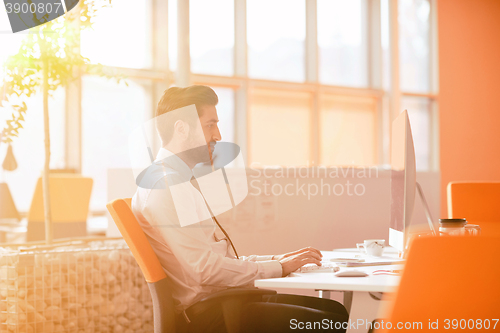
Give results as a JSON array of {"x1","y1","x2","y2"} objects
[{"x1": 197, "y1": 105, "x2": 221, "y2": 160}]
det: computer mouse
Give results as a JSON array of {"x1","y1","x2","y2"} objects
[{"x1": 334, "y1": 270, "x2": 369, "y2": 277}]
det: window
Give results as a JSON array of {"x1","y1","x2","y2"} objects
[
  {"x1": 168, "y1": 0, "x2": 178, "y2": 72},
  {"x1": 381, "y1": 0, "x2": 391, "y2": 91},
  {"x1": 81, "y1": 76, "x2": 151, "y2": 211},
  {"x1": 401, "y1": 97, "x2": 432, "y2": 170},
  {"x1": 212, "y1": 87, "x2": 235, "y2": 144},
  {"x1": 0, "y1": 6, "x2": 24, "y2": 82},
  {"x1": 190, "y1": 0, "x2": 234, "y2": 76},
  {"x1": 249, "y1": 89, "x2": 311, "y2": 166},
  {"x1": 81, "y1": 0, "x2": 152, "y2": 69},
  {"x1": 320, "y1": 95, "x2": 377, "y2": 166},
  {"x1": 247, "y1": 0, "x2": 306, "y2": 82},
  {"x1": 318, "y1": 0, "x2": 368, "y2": 87},
  {"x1": 399, "y1": 0, "x2": 431, "y2": 93}
]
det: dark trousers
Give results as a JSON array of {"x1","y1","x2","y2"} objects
[{"x1": 177, "y1": 294, "x2": 349, "y2": 333}]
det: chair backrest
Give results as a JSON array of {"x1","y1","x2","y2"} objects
[
  {"x1": 107, "y1": 198, "x2": 175, "y2": 333},
  {"x1": 106, "y1": 198, "x2": 167, "y2": 283},
  {"x1": 447, "y1": 181, "x2": 500, "y2": 236},
  {"x1": 0, "y1": 182, "x2": 20, "y2": 221},
  {"x1": 380, "y1": 235, "x2": 500, "y2": 332},
  {"x1": 28, "y1": 175, "x2": 93, "y2": 223}
]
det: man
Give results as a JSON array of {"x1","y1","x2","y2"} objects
[{"x1": 132, "y1": 85, "x2": 348, "y2": 332}]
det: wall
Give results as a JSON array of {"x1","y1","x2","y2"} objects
[
  {"x1": 107, "y1": 168, "x2": 441, "y2": 255},
  {"x1": 438, "y1": 0, "x2": 500, "y2": 216}
]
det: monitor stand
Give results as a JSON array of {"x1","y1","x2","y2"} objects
[
  {"x1": 416, "y1": 182, "x2": 437, "y2": 235},
  {"x1": 400, "y1": 183, "x2": 438, "y2": 258}
]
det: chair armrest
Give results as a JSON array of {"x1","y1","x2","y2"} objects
[{"x1": 187, "y1": 287, "x2": 277, "y2": 333}]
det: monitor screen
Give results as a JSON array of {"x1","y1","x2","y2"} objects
[
  {"x1": 389, "y1": 110, "x2": 416, "y2": 252},
  {"x1": 390, "y1": 170, "x2": 405, "y2": 232}
]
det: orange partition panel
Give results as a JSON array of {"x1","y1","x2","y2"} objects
[
  {"x1": 447, "y1": 181, "x2": 500, "y2": 236},
  {"x1": 380, "y1": 236, "x2": 500, "y2": 332}
]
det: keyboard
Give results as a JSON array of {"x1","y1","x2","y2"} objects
[{"x1": 297, "y1": 262, "x2": 340, "y2": 273}]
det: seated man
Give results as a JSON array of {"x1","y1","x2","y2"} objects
[{"x1": 132, "y1": 85, "x2": 348, "y2": 332}]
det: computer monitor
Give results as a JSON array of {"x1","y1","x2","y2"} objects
[{"x1": 389, "y1": 110, "x2": 416, "y2": 253}]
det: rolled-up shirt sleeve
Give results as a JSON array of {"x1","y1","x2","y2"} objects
[{"x1": 141, "y1": 178, "x2": 282, "y2": 288}]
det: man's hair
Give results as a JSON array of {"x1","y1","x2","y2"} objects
[{"x1": 155, "y1": 85, "x2": 218, "y2": 144}]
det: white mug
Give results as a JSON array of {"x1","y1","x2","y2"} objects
[{"x1": 357, "y1": 239, "x2": 385, "y2": 256}]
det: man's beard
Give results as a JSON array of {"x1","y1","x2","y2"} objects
[
  {"x1": 177, "y1": 140, "x2": 212, "y2": 165},
  {"x1": 207, "y1": 141, "x2": 216, "y2": 162}
]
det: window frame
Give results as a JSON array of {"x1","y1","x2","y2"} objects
[{"x1": 63, "y1": 0, "x2": 439, "y2": 214}]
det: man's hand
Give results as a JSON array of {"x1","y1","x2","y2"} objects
[{"x1": 273, "y1": 247, "x2": 323, "y2": 277}]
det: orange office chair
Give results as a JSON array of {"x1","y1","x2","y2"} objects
[
  {"x1": 447, "y1": 181, "x2": 500, "y2": 236},
  {"x1": 377, "y1": 235, "x2": 500, "y2": 332},
  {"x1": 107, "y1": 198, "x2": 276, "y2": 333},
  {"x1": 0, "y1": 182, "x2": 20, "y2": 221},
  {"x1": 27, "y1": 175, "x2": 93, "y2": 241}
]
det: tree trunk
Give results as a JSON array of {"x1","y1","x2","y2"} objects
[{"x1": 42, "y1": 57, "x2": 52, "y2": 244}]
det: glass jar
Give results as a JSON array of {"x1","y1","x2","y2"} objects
[{"x1": 438, "y1": 218, "x2": 481, "y2": 236}]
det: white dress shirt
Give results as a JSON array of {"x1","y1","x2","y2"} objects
[{"x1": 132, "y1": 148, "x2": 282, "y2": 312}]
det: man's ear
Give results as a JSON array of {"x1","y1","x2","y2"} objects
[{"x1": 173, "y1": 120, "x2": 189, "y2": 140}]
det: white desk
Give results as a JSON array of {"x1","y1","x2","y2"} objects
[{"x1": 254, "y1": 248, "x2": 404, "y2": 333}]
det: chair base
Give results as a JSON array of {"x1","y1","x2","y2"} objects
[{"x1": 148, "y1": 278, "x2": 177, "y2": 333}]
